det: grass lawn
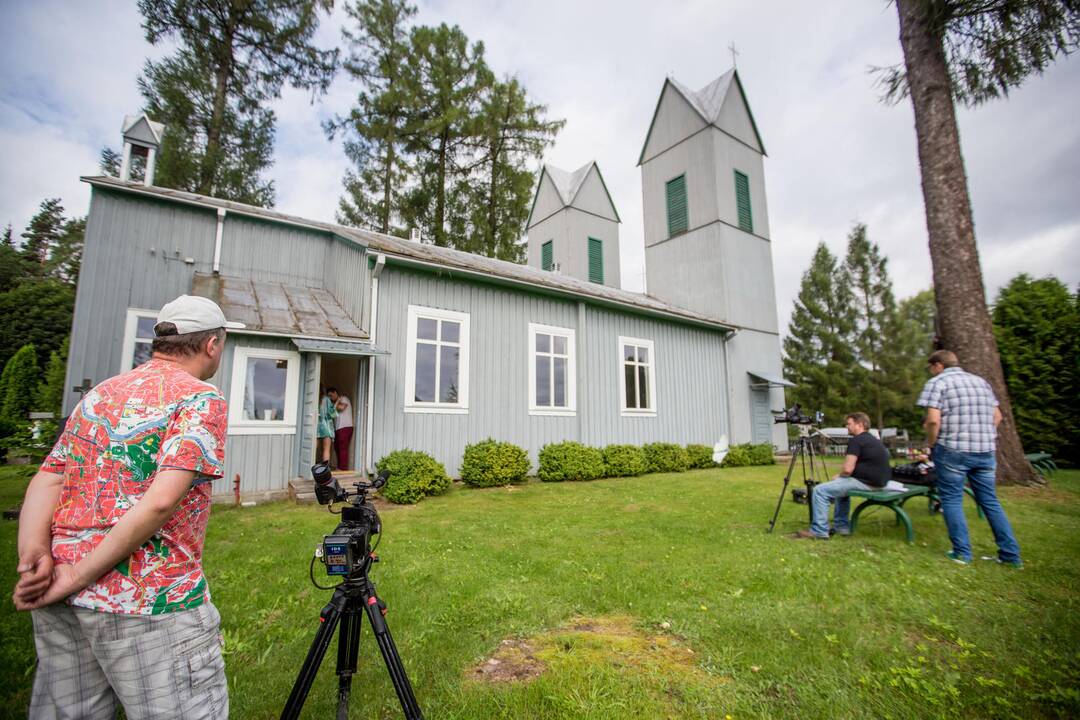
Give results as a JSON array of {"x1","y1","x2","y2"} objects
[{"x1": 2, "y1": 462, "x2": 1079, "y2": 719}]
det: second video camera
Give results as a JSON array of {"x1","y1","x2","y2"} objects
[{"x1": 773, "y1": 404, "x2": 824, "y2": 425}]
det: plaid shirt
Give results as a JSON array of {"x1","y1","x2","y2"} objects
[{"x1": 916, "y1": 367, "x2": 999, "y2": 453}]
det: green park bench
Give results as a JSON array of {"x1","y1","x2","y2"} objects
[
  {"x1": 847, "y1": 484, "x2": 981, "y2": 543},
  {"x1": 1025, "y1": 453, "x2": 1058, "y2": 478}
]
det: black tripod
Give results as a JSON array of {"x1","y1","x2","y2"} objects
[
  {"x1": 281, "y1": 557, "x2": 423, "y2": 720},
  {"x1": 768, "y1": 426, "x2": 828, "y2": 532}
]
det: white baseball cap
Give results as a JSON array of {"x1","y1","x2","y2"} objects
[{"x1": 157, "y1": 295, "x2": 245, "y2": 335}]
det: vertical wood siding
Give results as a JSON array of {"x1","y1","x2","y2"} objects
[{"x1": 370, "y1": 266, "x2": 729, "y2": 475}]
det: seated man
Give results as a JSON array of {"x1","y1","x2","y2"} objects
[{"x1": 792, "y1": 412, "x2": 891, "y2": 539}]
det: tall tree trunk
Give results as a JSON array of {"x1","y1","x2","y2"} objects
[
  {"x1": 201, "y1": 25, "x2": 234, "y2": 195},
  {"x1": 435, "y1": 131, "x2": 448, "y2": 246},
  {"x1": 382, "y1": 141, "x2": 395, "y2": 234},
  {"x1": 896, "y1": 0, "x2": 1041, "y2": 486}
]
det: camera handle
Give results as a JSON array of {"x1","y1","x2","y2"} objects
[{"x1": 280, "y1": 569, "x2": 423, "y2": 720}]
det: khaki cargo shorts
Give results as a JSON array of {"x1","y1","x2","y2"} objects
[{"x1": 29, "y1": 601, "x2": 228, "y2": 720}]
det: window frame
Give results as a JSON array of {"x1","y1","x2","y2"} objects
[
  {"x1": 734, "y1": 169, "x2": 753, "y2": 233},
  {"x1": 227, "y1": 346, "x2": 302, "y2": 435},
  {"x1": 120, "y1": 308, "x2": 159, "y2": 373},
  {"x1": 665, "y1": 173, "x2": 688, "y2": 238},
  {"x1": 404, "y1": 305, "x2": 470, "y2": 414},
  {"x1": 618, "y1": 335, "x2": 657, "y2": 417},
  {"x1": 528, "y1": 323, "x2": 577, "y2": 416}
]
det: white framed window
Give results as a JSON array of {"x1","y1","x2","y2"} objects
[
  {"x1": 618, "y1": 336, "x2": 656, "y2": 416},
  {"x1": 120, "y1": 308, "x2": 158, "y2": 372},
  {"x1": 528, "y1": 323, "x2": 576, "y2": 416},
  {"x1": 405, "y1": 305, "x2": 469, "y2": 414},
  {"x1": 227, "y1": 346, "x2": 301, "y2": 434}
]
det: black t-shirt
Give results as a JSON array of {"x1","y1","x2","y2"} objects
[{"x1": 845, "y1": 432, "x2": 891, "y2": 487}]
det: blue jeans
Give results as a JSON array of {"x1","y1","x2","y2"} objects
[
  {"x1": 932, "y1": 444, "x2": 1021, "y2": 562},
  {"x1": 810, "y1": 476, "x2": 873, "y2": 537}
]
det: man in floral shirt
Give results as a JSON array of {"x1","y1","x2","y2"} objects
[{"x1": 13, "y1": 295, "x2": 242, "y2": 720}]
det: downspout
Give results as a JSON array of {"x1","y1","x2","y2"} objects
[
  {"x1": 363, "y1": 253, "x2": 386, "y2": 475},
  {"x1": 213, "y1": 208, "x2": 226, "y2": 273},
  {"x1": 721, "y1": 329, "x2": 738, "y2": 442}
]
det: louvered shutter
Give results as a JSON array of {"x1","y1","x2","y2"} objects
[
  {"x1": 541, "y1": 240, "x2": 553, "y2": 271},
  {"x1": 666, "y1": 175, "x2": 688, "y2": 237},
  {"x1": 734, "y1": 170, "x2": 753, "y2": 233},
  {"x1": 588, "y1": 237, "x2": 603, "y2": 284}
]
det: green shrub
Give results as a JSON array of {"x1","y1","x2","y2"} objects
[
  {"x1": 720, "y1": 444, "x2": 752, "y2": 468},
  {"x1": 602, "y1": 444, "x2": 648, "y2": 477},
  {"x1": 376, "y1": 449, "x2": 452, "y2": 504},
  {"x1": 747, "y1": 443, "x2": 776, "y2": 465},
  {"x1": 538, "y1": 441, "x2": 605, "y2": 482},
  {"x1": 685, "y1": 444, "x2": 717, "y2": 469},
  {"x1": 460, "y1": 439, "x2": 530, "y2": 487},
  {"x1": 643, "y1": 442, "x2": 690, "y2": 473}
]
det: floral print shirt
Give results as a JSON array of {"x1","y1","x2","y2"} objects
[{"x1": 40, "y1": 359, "x2": 228, "y2": 615}]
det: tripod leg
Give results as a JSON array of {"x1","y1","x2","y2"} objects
[
  {"x1": 768, "y1": 446, "x2": 800, "y2": 532},
  {"x1": 335, "y1": 599, "x2": 363, "y2": 720},
  {"x1": 281, "y1": 588, "x2": 349, "y2": 720},
  {"x1": 361, "y1": 584, "x2": 424, "y2": 719}
]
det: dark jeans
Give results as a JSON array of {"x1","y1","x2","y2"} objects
[
  {"x1": 932, "y1": 444, "x2": 1021, "y2": 562},
  {"x1": 334, "y1": 427, "x2": 354, "y2": 470}
]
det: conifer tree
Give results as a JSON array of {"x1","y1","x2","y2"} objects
[
  {"x1": 37, "y1": 337, "x2": 69, "y2": 418},
  {"x1": 886, "y1": 0, "x2": 1079, "y2": 485},
  {"x1": 331, "y1": 0, "x2": 417, "y2": 234},
  {"x1": 783, "y1": 243, "x2": 857, "y2": 425},
  {"x1": 47, "y1": 217, "x2": 85, "y2": 287},
  {"x1": 889, "y1": 288, "x2": 937, "y2": 433},
  {"x1": 843, "y1": 223, "x2": 899, "y2": 430},
  {"x1": 0, "y1": 344, "x2": 41, "y2": 423},
  {"x1": 137, "y1": 0, "x2": 339, "y2": 206},
  {"x1": 20, "y1": 199, "x2": 64, "y2": 267},
  {"x1": 992, "y1": 274, "x2": 1079, "y2": 463}
]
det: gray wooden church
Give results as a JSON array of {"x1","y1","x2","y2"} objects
[{"x1": 62, "y1": 69, "x2": 788, "y2": 501}]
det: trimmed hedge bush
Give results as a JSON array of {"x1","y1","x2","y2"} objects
[
  {"x1": 376, "y1": 449, "x2": 452, "y2": 504},
  {"x1": 685, "y1": 443, "x2": 717, "y2": 469},
  {"x1": 602, "y1": 444, "x2": 649, "y2": 477},
  {"x1": 643, "y1": 442, "x2": 690, "y2": 473},
  {"x1": 460, "y1": 439, "x2": 530, "y2": 487},
  {"x1": 720, "y1": 443, "x2": 775, "y2": 468},
  {"x1": 538, "y1": 441, "x2": 605, "y2": 482}
]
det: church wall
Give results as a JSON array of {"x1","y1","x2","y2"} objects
[
  {"x1": 527, "y1": 208, "x2": 620, "y2": 289},
  {"x1": 710, "y1": 128, "x2": 771, "y2": 240},
  {"x1": 716, "y1": 84, "x2": 763, "y2": 153},
  {"x1": 641, "y1": 130, "x2": 719, "y2": 247},
  {"x1": 722, "y1": 327, "x2": 788, "y2": 448}
]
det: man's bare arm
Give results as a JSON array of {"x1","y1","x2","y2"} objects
[
  {"x1": 15, "y1": 468, "x2": 197, "y2": 610},
  {"x1": 13, "y1": 471, "x2": 65, "y2": 604},
  {"x1": 839, "y1": 454, "x2": 857, "y2": 477},
  {"x1": 923, "y1": 407, "x2": 942, "y2": 446},
  {"x1": 993, "y1": 406, "x2": 1002, "y2": 429}
]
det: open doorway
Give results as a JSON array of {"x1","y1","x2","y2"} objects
[{"x1": 320, "y1": 355, "x2": 361, "y2": 472}]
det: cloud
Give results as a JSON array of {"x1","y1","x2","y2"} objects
[{"x1": 1, "y1": 0, "x2": 1076, "y2": 334}]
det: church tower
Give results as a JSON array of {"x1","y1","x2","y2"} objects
[
  {"x1": 639, "y1": 69, "x2": 788, "y2": 446},
  {"x1": 526, "y1": 162, "x2": 621, "y2": 288}
]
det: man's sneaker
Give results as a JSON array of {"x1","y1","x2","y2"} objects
[
  {"x1": 982, "y1": 555, "x2": 1024, "y2": 569},
  {"x1": 790, "y1": 529, "x2": 829, "y2": 540},
  {"x1": 833, "y1": 528, "x2": 852, "y2": 537},
  {"x1": 945, "y1": 551, "x2": 971, "y2": 565}
]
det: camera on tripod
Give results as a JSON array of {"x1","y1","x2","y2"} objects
[
  {"x1": 311, "y1": 462, "x2": 387, "y2": 576},
  {"x1": 773, "y1": 403, "x2": 824, "y2": 426}
]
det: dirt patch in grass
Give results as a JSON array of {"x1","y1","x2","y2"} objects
[
  {"x1": 469, "y1": 615, "x2": 722, "y2": 688},
  {"x1": 1005, "y1": 484, "x2": 1076, "y2": 503}
]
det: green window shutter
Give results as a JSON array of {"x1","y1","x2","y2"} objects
[
  {"x1": 665, "y1": 174, "x2": 688, "y2": 237},
  {"x1": 541, "y1": 240, "x2": 553, "y2": 271},
  {"x1": 588, "y1": 237, "x2": 603, "y2": 284},
  {"x1": 734, "y1": 170, "x2": 753, "y2": 233}
]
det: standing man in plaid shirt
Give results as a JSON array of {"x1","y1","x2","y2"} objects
[
  {"x1": 12, "y1": 295, "x2": 242, "y2": 719},
  {"x1": 917, "y1": 349, "x2": 1022, "y2": 567}
]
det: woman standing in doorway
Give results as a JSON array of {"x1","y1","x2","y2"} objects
[{"x1": 317, "y1": 387, "x2": 337, "y2": 464}]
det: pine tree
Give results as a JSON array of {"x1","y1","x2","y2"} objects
[
  {"x1": 20, "y1": 198, "x2": 64, "y2": 267},
  {"x1": 100, "y1": 147, "x2": 122, "y2": 177},
  {"x1": 782, "y1": 242, "x2": 857, "y2": 425},
  {"x1": 843, "y1": 223, "x2": 899, "y2": 430},
  {"x1": 992, "y1": 274, "x2": 1079, "y2": 463},
  {"x1": 401, "y1": 23, "x2": 490, "y2": 247},
  {"x1": 0, "y1": 344, "x2": 41, "y2": 423},
  {"x1": 466, "y1": 77, "x2": 564, "y2": 261},
  {"x1": 1, "y1": 224, "x2": 12, "y2": 247},
  {"x1": 886, "y1": 0, "x2": 1079, "y2": 485},
  {"x1": 0, "y1": 278, "x2": 75, "y2": 371},
  {"x1": 890, "y1": 289, "x2": 937, "y2": 433},
  {"x1": 46, "y1": 217, "x2": 85, "y2": 287},
  {"x1": 137, "y1": 0, "x2": 339, "y2": 206},
  {"x1": 36, "y1": 337, "x2": 69, "y2": 417},
  {"x1": 332, "y1": 0, "x2": 417, "y2": 234}
]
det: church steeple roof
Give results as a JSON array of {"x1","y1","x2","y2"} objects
[{"x1": 526, "y1": 161, "x2": 621, "y2": 227}]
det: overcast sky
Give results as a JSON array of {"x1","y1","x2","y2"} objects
[{"x1": 2, "y1": 0, "x2": 1077, "y2": 335}]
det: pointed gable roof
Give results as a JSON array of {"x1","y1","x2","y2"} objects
[
  {"x1": 637, "y1": 68, "x2": 766, "y2": 165},
  {"x1": 122, "y1": 113, "x2": 165, "y2": 146},
  {"x1": 527, "y1": 161, "x2": 621, "y2": 227}
]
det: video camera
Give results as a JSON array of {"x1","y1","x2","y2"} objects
[
  {"x1": 773, "y1": 404, "x2": 824, "y2": 426},
  {"x1": 311, "y1": 462, "x2": 388, "y2": 576}
]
